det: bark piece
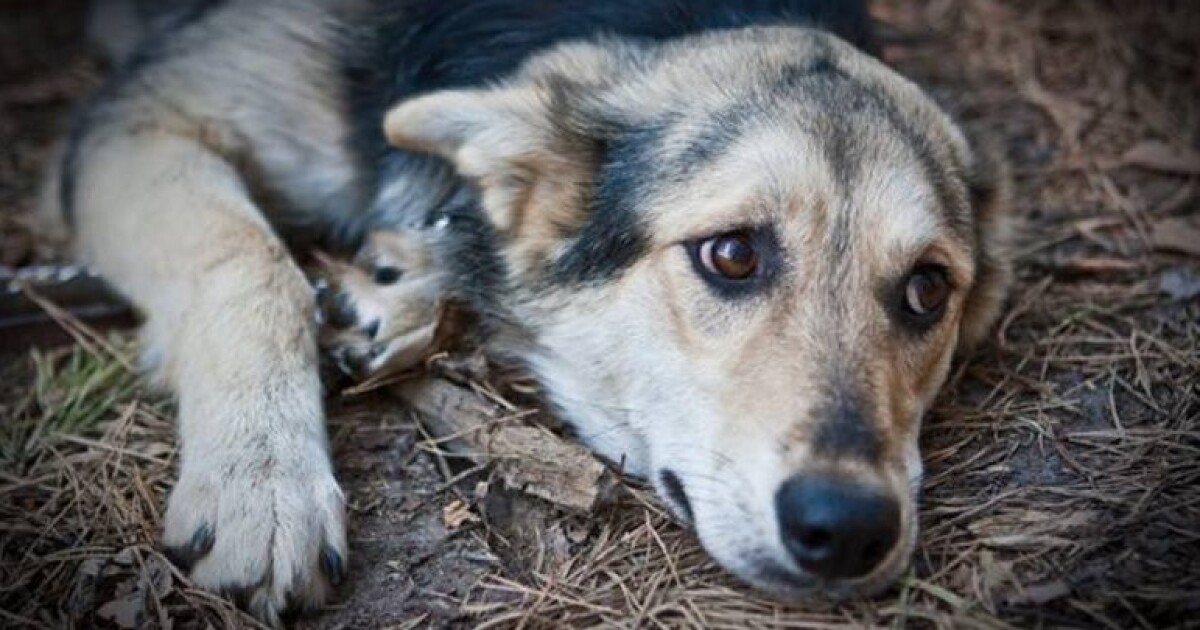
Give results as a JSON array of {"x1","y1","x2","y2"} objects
[{"x1": 395, "y1": 377, "x2": 613, "y2": 513}]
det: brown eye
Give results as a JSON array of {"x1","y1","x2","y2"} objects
[
  {"x1": 700, "y1": 232, "x2": 758, "y2": 280},
  {"x1": 903, "y1": 266, "x2": 950, "y2": 316}
]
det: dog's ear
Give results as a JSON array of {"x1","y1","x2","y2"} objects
[
  {"x1": 383, "y1": 84, "x2": 600, "y2": 240},
  {"x1": 957, "y1": 130, "x2": 1014, "y2": 352}
]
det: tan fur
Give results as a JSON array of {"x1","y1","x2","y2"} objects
[
  {"x1": 318, "y1": 229, "x2": 444, "y2": 374},
  {"x1": 48, "y1": 2, "x2": 366, "y2": 625},
  {"x1": 370, "y1": 26, "x2": 1012, "y2": 598},
  {"x1": 69, "y1": 128, "x2": 346, "y2": 627},
  {"x1": 384, "y1": 85, "x2": 600, "y2": 277},
  {"x1": 53, "y1": 5, "x2": 1012, "y2": 622},
  {"x1": 957, "y1": 131, "x2": 1015, "y2": 351}
]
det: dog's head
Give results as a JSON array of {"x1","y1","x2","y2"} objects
[{"x1": 384, "y1": 27, "x2": 1011, "y2": 598}]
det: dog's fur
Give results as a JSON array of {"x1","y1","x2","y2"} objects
[{"x1": 45, "y1": 0, "x2": 1011, "y2": 624}]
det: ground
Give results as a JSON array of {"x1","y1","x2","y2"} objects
[{"x1": 1, "y1": 1, "x2": 1198, "y2": 628}]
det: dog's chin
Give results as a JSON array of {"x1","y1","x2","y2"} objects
[
  {"x1": 726, "y1": 554, "x2": 911, "y2": 603},
  {"x1": 696, "y1": 521, "x2": 919, "y2": 603}
]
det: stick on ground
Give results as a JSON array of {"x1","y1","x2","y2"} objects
[{"x1": 395, "y1": 377, "x2": 614, "y2": 513}]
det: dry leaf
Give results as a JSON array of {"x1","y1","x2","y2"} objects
[
  {"x1": 112, "y1": 547, "x2": 137, "y2": 566},
  {"x1": 1072, "y1": 217, "x2": 1125, "y2": 234},
  {"x1": 1005, "y1": 579, "x2": 1072, "y2": 606},
  {"x1": 97, "y1": 591, "x2": 144, "y2": 629},
  {"x1": 398, "y1": 378, "x2": 612, "y2": 513},
  {"x1": 543, "y1": 524, "x2": 574, "y2": 564},
  {"x1": 978, "y1": 550, "x2": 1016, "y2": 598},
  {"x1": 140, "y1": 554, "x2": 173, "y2": 599},
  {"x1": 1055, "y1": 256, "x2": 1139, "y2": 274},
  {"x1": 137, "y1": 442, "x2": 174, "y2": 459},
  {"x1": 565, "y1": 520, "x2": 592, "y2": 545},
  {"x1": 1160, "y1": 268, "x2": 1200, "y2": 300},
  {"x1": 441, "y1": 499, "x2": 478, "y2": 530},
  {"x1": 979, "y1": 534, "x2": 1077, "y2": 549},
  {"x1": 68, "y1": 557, "x2": 107, "y2": 615},
  {"x1": 1053, "y1": 510, "x2": 1099, "y2": 529},
  {"x1": 1119, "y1": 141, "x2": 1200, "y2": 176},
  {"x1": 1150, "y1": 216, "x2": 1200, "y2": 257},
  {"x1": 1020, "y1": 78, "x2": 1091, "y2": 147}
]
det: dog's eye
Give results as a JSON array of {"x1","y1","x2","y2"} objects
[
  {"x1": 699, "y1": 232, "x2": 758, "y2": 280},
  {"x1": 903, "y1": 266, "x2": 950, "y2": 316}
]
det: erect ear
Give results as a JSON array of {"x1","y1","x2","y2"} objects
[
  {"x1": 383, "y1": 85, "x2": 599, "y2": 240},
  {"x1": 957, "y1": 129, "x2": 1015, "y2": 352}
]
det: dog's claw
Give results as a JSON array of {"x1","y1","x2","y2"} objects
[
  {"x1": 331, "y1": 347, "x2": 359, "y2": 378},
  {"x1": 320, "y1": 544, "x2": 345, "y2": 586},
  {"x1": 372, "y1": 265, "x2": 402, "y2": 285},
  {"x1": 322, "y1": 290, "x2": 358, "y2": 330},
  {"x1": 315, "y1": 229, "x2": 444, "y2": 379},
  {"x1": 166, "y1": 522, "x2": 215, "y2": 570},
  {"x1": 222, "y1": 584, "x2": 254, "y2": 612},
  {"x1": 192, "y1": 523, "x2": 216, "y2": 555},
  {"x1": 163, "y1": 447, "x2": 346, "y2": 627}
]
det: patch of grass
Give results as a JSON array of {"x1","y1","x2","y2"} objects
[
  {"x1": 0, "y1": 337, "x2": 260, "y2": 628},
  {"x1": 0, "y1": 342, "x2": 139, "y2": 472}
]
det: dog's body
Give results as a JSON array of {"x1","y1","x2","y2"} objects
[{"x1": 46, "y1": 0, "x2": 1011, "y2": 624}]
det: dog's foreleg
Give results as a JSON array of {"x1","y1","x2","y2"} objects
[{"x1": 70, "y1": 130, "x2": 345, "y2": 625}]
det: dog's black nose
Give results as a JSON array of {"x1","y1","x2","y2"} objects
[{"x1": 775, "y1": 475, "x2": 900, "y2": 580}]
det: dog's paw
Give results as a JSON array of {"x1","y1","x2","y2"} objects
[
  {"x1": 163, "y1": 451, "x2": 347, "y2": 627},
  {"x1": 316, "y1": 229, "x2": 445, "y2": 377}
]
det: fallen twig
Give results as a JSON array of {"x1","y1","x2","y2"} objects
[{"x1": 394, "y1": 377, "x2": 614, "y2": 513}]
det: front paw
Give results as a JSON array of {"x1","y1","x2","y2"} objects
[
  {"x1": 163, "y1": 451, "x2": 347, "y2": 627},
  {"x1": 316, "y1": 229, "x2": 444, "y2": 377}
]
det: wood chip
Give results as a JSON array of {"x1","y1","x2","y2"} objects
[
  {"x1": 96, "y1": 592, "x2": 143, "y2": 629},
  {"x1": 1160, "y1": 268, "x2": 1200, "y2": 300},
  {"x1": 1005, "y1": 579, "x2": 1072, "y2": 606},
  {"x1": 442, "y1": 499, "x2": 479, "y2": 529},
  {"x1": 396, "y1": 377, "x2": 614, "y2": 513},
  {"x1": 1150, "y1": 216, "x2": 1200, "y2": 257},
  {"x1": 1053, "y1": 256, "x2": 1139, "y2": 275},
  {"x1": 1118, "y1": 141, "x2": 1200, "y2": 176}
]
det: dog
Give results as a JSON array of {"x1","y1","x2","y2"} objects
[{"x1": 44, "y1": 0, "x2": 1012, "y2": 624}]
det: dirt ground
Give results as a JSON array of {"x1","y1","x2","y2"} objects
[{"x1": 2, "y1": 1, "x2": 1198, "y2": 628}]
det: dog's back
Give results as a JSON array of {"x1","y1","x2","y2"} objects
[
  {"x1": 86, "y1": 0, "x2": 227, "y2": 67},
  {"x1": 346, "y1": 0, "x2": 878, "y2": 231},
  {"x1": 65, "y1": 0, "x2": 879, "y2": 247}
]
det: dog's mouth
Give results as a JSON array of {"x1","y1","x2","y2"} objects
[
  {"x1": 742, "y1": 521, "x2": 918, "y2": 600},
  {"x1": 658, "y1": 469, "x2": 695, "y2": 523},
  {"x1": 656, "y1": 467, "x2": 918, "y2": 600},
  {"x1": 720, "y1": 517, "x2": 918, "y2": 601},
  {"x1": 740, "y1": 557, "x2": 907, "y2": 601}
]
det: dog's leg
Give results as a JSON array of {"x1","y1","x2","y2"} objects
[
  {"x1": 318, "y1": 228, "x2": 445, "y2": 377},
  {"x1": 71, "y1": 130, "x2": 345, "y2": 625}
]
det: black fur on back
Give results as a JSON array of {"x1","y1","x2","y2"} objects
[{"x1": 343, "y1": 0, "x2": 876, "y2": 187}]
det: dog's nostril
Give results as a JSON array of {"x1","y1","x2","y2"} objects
[
  {"x1": 797, "y1": 526, "x2": 833, "y2": 551},
  {"x1": 775, "y1": 474, "x2": 900, "y2": 580},
  {"x1": 862, "y1": 539, "x2": 887, "y2": 566}
]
